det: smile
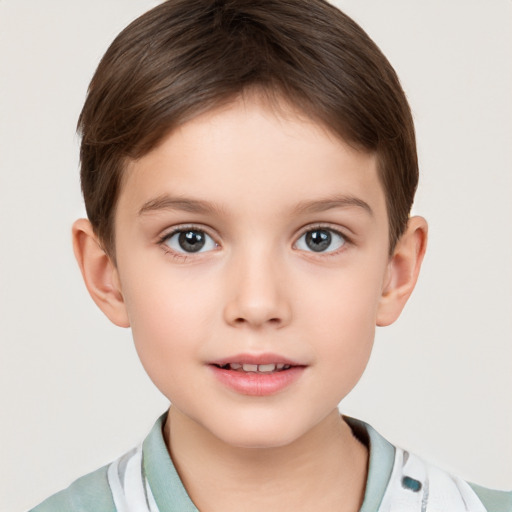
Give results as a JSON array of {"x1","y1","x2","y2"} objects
[
  {"x1": 214, "y1": 363, "x2": 292, "y2": 373},
  {"x1": 209, "y1": 355, "x2": 306, "y2": 396}
]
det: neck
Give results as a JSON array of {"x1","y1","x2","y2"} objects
[{"x1": 164, "y1": 407, "x2": 368, "y2": 512}]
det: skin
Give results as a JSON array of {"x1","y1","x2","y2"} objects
[{"x1": 73, "y1": 96, "x2": 427, "y2": 511}]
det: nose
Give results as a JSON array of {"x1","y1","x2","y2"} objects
[{"x1": 223, "y1": 250, "x2": 292, "y2": 329}]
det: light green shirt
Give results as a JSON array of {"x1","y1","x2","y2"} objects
[{"x1": 30, "y1": 413, "x2": 512, "y2": 512}]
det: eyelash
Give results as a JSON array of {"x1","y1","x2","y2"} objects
[
  {"x1": 157, "y1": 224, "x2": 352, "y2": 260},
  {"x1": 157, "y1": 224, "x2": 218, "y2": 261},
  {"x1": 295, "y1": 224, "x2": 351, "y2": 257}
]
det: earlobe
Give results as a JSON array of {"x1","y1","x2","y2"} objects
[
  {"x1": 376, "y1": 216, "x2": 428, "y2": 327},
  {"x1": 72, "y1": 219, "x2": 130, "y2": 328}
]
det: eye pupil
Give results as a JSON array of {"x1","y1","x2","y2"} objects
[
  {"x1": 178, "y1": 231, "x2": 205, "y2": 252},
  {"x1": 305, "y1": 230, "x2": 331, "y2": 252}
]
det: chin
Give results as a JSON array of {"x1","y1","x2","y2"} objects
[{"x1": 206, "y1": 413, "x2": 312, "y2": 450}]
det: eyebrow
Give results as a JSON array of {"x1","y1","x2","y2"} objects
[
  {"x1": 138, "y1": 194, "x2": 373, "y2": 217},
  {"x1": 138, "y1": 195, "x2": 225, "y2": 216},
  {"x1": 292, "y1": 195, "x2": 374, "y2": 216}
]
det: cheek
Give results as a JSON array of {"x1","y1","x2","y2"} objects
[
  {"x1": 121, "y1": 266, "x2": 218, "y2": 396},
  {"x1": 314, "y1": 297, "x2": 376, "y2": 378},
  {"x1": 299, "y1": 260, "x2": 384, "y2": 333},
  {"x1": 298, "y1": 264, "x2": 383, "y2": 380}
]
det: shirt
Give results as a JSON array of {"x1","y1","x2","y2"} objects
[{"x1": 30, "y1": 413, "x2": 512, "y2": 512}]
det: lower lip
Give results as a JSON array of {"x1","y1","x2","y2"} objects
[{"x1": 209, "y1": 366, "x2": 305, "y2": 396}]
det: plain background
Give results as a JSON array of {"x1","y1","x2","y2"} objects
[{"x1": 1, "y1": 1, "x2": 511, "y2": 510}]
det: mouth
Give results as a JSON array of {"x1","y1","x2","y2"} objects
[
  {"x1": 209, "y1": 355, "x2": 306, "y2": 396},
  {"x1": 212, "y1": 362, "x2": 293, "y2": 373}
]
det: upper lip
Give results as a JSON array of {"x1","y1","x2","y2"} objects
[{"x1": 209, "y1": 353, "x2": 304, "y2": 367}]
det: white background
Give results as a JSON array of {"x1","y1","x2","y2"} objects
[{"x1": 0, "y1": 1, "x2": 510, "y2": 510}]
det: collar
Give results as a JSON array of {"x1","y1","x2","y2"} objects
[{"x1": 142, "y1": 412, "x2": 396, "y2": 511}]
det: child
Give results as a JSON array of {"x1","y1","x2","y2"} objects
[{"x1": 30, "y1": 1, "x2": 511, "y2": 511}]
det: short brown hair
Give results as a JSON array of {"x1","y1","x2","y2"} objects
[{"x1": 78, "y1": 0, "x2": 418, "y2": 256}]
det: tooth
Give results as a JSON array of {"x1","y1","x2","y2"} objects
[
  {"x1": 243, "y1": 364, "x2": 258, "y2": 372},
  {"x1": 276, "y1": 363, "x2": 285, "y2": 370},
  {"x1": 229, "y1": 363, "x2": 242, "y2": 370},
  {"x1": 258, "y1": 364, "x2": 276, "y2": 372},
  {"x1": 283, "y1": 365, "x2": 291, "y2": 370}
]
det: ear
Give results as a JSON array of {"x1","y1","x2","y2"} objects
[
  {"x1": 72, "y1": 219, "x2": 130, "y2": 328},
  {"x1": 376, "y1": 216, "x2": 428, "y2": 327}
]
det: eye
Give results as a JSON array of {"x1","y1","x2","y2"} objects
[
  {"x1": 164, "y1": 229, "x2": 217, "y2": 254},
  {"x1": 295, "y1": 228, "x2": 346, "y2": 253}
]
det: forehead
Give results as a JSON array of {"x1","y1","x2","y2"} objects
[{"x1": 117, "y1": 97, "x2": 387, "y2": 223}]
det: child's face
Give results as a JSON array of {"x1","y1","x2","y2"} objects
[{"x1": 113, "y1": 97, "x2": 393, "y2": 448}]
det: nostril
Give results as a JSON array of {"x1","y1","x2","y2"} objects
[
  {"x1": 224, "y1": 295, "x2": 292, "y2": 328},
  {"x1": 233, "y1": 316, "x2": 281, "y2": 325}
]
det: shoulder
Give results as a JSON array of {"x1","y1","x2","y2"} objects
[
  {"x1": 29, "y1": 464, "x2": 116, "y2": 512},
  {"x1": 28, "y1": 414, "x2": 169, "y2": 512},
  {"x1": 345, "y1": 417, "x2": 512, "y2": 512},
  {"x1": 468, "y1": 482, "x2": 512, "y2": 512},
  {"x1": 381, "y1": 447, "x2": 512, "y2": 512}
]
